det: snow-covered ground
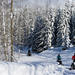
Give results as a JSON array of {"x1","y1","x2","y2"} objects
[{"x1": 0, "y1": 47, "x2": 75, "y2": 75}]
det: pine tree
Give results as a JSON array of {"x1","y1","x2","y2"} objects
[
  {"x1": 53, "y1": 9, "x2": 61, "y2": 46},
  {"x1": 63, "y1": 1, "x2": 71, "y2": 48},
  {"x1": 56, "y1": 9, "x2": 64, "y2": 47},
  {"x1": 56, "y1": 0, "x2": 71, "y2": 48},
  {"x1": 46, "y1": 8, "x2": 56, "y2": 47},
  {"x1": 69, "y1": 3, "x2": 75, "y2": 45},
  {"x1": 31, "y1": 16, "x2": 51, "y2": 52}
]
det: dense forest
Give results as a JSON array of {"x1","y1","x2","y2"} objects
[{"x1": 0, "y1": 0, "x2": 75, "y2": 61}]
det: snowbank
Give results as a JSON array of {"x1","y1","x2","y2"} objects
[{"x1": 0, "y1": 62, "x2": 71, "y2": 75}]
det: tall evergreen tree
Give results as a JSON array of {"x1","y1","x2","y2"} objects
[
  {"x1": 56, "y1": 0, "x2": 71, "y2": 47},
  {"x1": 31, "y1": 16, "x2": 51, "y2": 52},
  {"x1": 53, "y1": 9, "x2": 61, "y2": 46},
  {"x1": 69, "y1": 3, "x2": 75, "y2": 45},
  {"x1": 46, "y1": 8, "x2": 56, "y2": 47},
  {"x1": 63, "y1": 1, "x2": 71, "y2": 48},
  {"x1": 56, "y1": 9, "x2": 64, "y2": 47}
]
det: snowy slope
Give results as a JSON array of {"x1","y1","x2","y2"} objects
[{"x1": 0, "y1": 47, "x2": 75, "y2": 75}]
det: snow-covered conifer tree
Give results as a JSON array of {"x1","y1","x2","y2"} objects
[
  {"x1": 63, "y1": 0, "x2": 71, "y2": 48},
  {"x1": 14, "y1": 6, "x2": 30, "y2": 45},
  {"x1": 69, "y1": 2, "x2": 75, "y2": 45},
  {"x1": 57, "y1": 0, "x2": 71, "y2": 47},
  {"x1": 32, "y1": 16, "x2": 51, "y2": 52},
  {"x1": 46, "y1": 8, "x2": 56, "y2": 47},
  {"x1": 53, "y1": 9, "x2": 61, "y2": 46},
  {"x1": 56, "y1": 9, "x2": 64, "y2": 47}
]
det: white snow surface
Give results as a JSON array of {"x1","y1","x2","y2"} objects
[{"x1": 0, "y1": 47, "x2": 75, "y2": 75}]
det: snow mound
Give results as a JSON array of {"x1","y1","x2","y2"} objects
[{"x1": 0, "y1": 62, "x2": 74, "y2": 75}]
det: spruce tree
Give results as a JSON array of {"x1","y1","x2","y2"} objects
[
  {"x1": 56, "y1": 9, "x2": 64, "y2": 47},
  {"x1": 32, "y1": 16, "x2": 51, "y2": 52},
  {"x1": 63, "y1": 1, "x2": 71, "y2": 48}
]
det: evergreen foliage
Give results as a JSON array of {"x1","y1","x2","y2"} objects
[
  {"x1": 32, "y1": 16, "x2": 50, "y2": 52},
  {"x1": 0, "y1": 0, "x2": 75, "y2": 60}
]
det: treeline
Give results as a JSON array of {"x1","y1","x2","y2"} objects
[
  {"x1": 13, "y1": 1, "x2": 75, "y2": 52},
  {"x1": 0, "y1": 0, "x2": 75, "y2": 61}
]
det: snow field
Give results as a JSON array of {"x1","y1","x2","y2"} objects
[{"x1": 0, "y1": 47, "x2": 75, "y2": 75}]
